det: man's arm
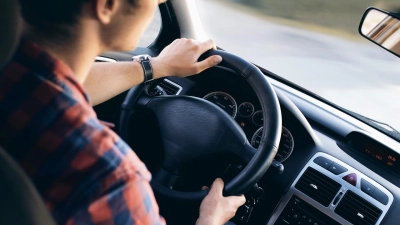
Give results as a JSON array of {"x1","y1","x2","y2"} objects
[
  {"x1": 66, "y1": 147, "x2": 167, "y2": 225},
  {"x1": 84, "y1": 61, "x2": 147, "y2": 106},
  {"x1": 84, "y1": 39, "x2": 222, "y2": 106}
]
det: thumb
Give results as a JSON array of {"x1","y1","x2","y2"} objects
[
  {"x1": 194, "y1": 55, "x2": 223, "y2": 74},
  {"x1": 210, "y1": 178, "x2": 224, "y2": 194},
  {"x1": 227, "y1": 194, "x2": 246, "y2": 207}
]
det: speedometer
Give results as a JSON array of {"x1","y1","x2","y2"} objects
[
  {"x1": 203, "y1": 91, "x2": 237, "y2": 118},
  {"x1": 251, "y1": 126, "x2": 294, "y2": 162}
]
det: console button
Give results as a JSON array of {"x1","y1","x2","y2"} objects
[
  {"x1": 313, "y1": 156, "x2": 332, "y2": 169},
  {"x1": 361, "y1": 179, "x2": 376, "y2": 196},
  {"x1": 328, "y1": 163, "x2": 348, "y2": 175},
  {"x1": 342, "y1": 173, "x2": 357, "y2": 186},
  {"x1": 372, "y1": 188, "x2": 389, "y2": 205}
]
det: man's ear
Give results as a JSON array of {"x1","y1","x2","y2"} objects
[{"x1": 95, "y1": 0, "x2": 119, "y2": 24}]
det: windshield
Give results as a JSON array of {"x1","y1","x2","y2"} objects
[{"x1": 197, "y1": 0, "x2": 400, "y2": 132}]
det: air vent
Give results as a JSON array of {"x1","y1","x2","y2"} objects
[
  {"x1": 295, "y1": 167, "x2": 342, "y2": 207},
  {"x1": 157, "y1": 79, "x2": 182, "y2": 95},
  {"x1": 335, "y1": 191, "x2": 382, "y2": 225}
]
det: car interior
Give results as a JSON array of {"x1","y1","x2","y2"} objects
[{"x1": 2, "y1": 0, "x2": 400, "y2": 225}]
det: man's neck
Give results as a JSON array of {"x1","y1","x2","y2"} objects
[{"x1": 24, "y1": 25, "x2": 101, "y2": 84}]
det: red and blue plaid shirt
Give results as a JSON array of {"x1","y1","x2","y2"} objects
[{"x1": 0, "y1": 39, "x2": 166, "y2": 225}]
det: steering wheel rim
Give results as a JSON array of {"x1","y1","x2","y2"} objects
[{"x1": 120, "y1": 50, "x2": 282, "y2": 202}]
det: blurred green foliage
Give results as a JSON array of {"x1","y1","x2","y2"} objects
[{"x1": 232, "y1": 0, "x2": 400, "y2": 34}]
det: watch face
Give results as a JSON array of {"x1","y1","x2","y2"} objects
[{"x1": 132, "y1": 55, "x2": 151, "y2": 62}]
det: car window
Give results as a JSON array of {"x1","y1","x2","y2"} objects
[
  {"x1": 138, "y1": 8, "x2": 161, "y2": 47},
  {"x1": 197, "y1": 0, "x2": 400, "y2": 131}
]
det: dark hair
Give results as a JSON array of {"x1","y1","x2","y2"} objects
[
  {"x1": 18, "y1": 0, "x2": 90, "y2": 40},
  {"x1": 19, "y1": 0, "x2": 137, "y2": 41}
]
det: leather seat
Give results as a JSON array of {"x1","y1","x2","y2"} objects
[
  {"x1": 0, "y1": 1, "x2": 56, "y2": 224},
  {"x1": 0, "y1": 0, "x2": 20, "y2": 69},
  {"x1": 0, "y1": 147, "x2": 56, "y2": 225}
]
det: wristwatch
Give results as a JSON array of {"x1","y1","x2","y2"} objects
[{"x1": 132, "y1": 54, "x2": 153, "y2": 83}]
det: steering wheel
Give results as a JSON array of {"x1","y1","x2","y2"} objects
[{"x1": 119, "y1": 50, "x2": 282, "y2": 202}]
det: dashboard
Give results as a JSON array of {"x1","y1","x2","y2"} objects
[
  {"x1": 147, "y1": 67, "x2": 399, "y2": 225},
  {"x1": 95, "y1": 54, "x2": 400, "y2": 225}
]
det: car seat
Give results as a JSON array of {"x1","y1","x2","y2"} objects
[{"x1": 0, "y1": 0, "x2": 56, "y2": 224}]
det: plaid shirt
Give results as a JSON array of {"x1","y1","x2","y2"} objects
[{"x1": 0, "y1": 39, "x2": 165, "y2": 225}]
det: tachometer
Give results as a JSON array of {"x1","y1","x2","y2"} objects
[
  {"x1": 203, "y1": 91, "x2": 237, "y2": 118},
  {"x1": 251, "y1": 126, "x2": 294, "y2": 162},
  {"x1": 238, "y1": 102, "x2": 254, "y2": 117}
]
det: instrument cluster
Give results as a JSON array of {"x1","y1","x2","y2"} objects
[{"x1": 203, "y1": 91, "x2": 295, "y2": 163}]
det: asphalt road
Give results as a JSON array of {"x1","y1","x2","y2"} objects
[{"x1": 141, "y1": 0, "x2": 400, "y2": 131}]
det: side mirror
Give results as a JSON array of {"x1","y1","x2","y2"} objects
[{"x1": 359, "y1": 7, "x2": 400, "y2": 57}]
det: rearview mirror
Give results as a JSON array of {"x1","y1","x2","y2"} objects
[{"x1": 359, "y1": 7, "x2": 400, "y2": 57}]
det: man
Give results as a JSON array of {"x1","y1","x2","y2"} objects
[{"x1": 0, "y1": 0, "x2": 245, "y2": 224}]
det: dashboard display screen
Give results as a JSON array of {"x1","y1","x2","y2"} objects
[
  {"x1": 347, "y1": 132, "x2": 400, "y2": 174},
  {"x1": 363, "y1": 143, "x2": 399, "y2": 169}
]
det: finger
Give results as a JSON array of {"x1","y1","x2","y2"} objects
[
  {"x1": 199, "y1": 39, "x2": 217, "y2": 52},
  {"x1": 201, "y1": 186, "x2": 209, "y2": 191},
  {"x1": 189, "y1": 38, "x2": 200, "y2": 45},
  {"x1": 100, "y1": 120, "x2": 115, "y2": 128},
  {"x1": 194, "y1": 55, "x2": 223, "y2": 74},
  {"x1": 227, "y1": 194, "x2": 246, "y2": 207},
  {"x1": 171, "y1": 38, "x2": 181, "y2": 44},
  {"x1": 238, "y1": 194, "x2": 246, "y2": 206},
  {"x1": 210, "y1": 178, "x2": 224, "y2": 194},
  {"x1": 171, "y1": 38, "x2": 186, "y2": 46}
]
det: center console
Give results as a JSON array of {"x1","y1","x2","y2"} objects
[{"x1": 268, "y1": 152, "x2": 393, "y2": 225}]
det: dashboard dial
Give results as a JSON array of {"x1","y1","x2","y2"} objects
[
  {"x1": 252, "y1": 110, "x2": 263, "y2": 126},
  {"x1": 203, "y1": 92, "x2": 237, "y2": 118},
  {"x1": 251, "y1": 126, "x2": 294, "y2": 162},
  {"x1": 238, "y1": 102, "x2": 254, "y2": 117}
]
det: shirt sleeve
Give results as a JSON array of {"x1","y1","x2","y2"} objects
[{"x1": 66, "y1": 150, "x2": 166, "y2": 225}]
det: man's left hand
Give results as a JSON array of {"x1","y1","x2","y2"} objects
[{"x1": 151, "y1": 38, "x2": 223, "y2": 79}]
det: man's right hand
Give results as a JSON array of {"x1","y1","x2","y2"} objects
[{"x1": 196, "y1": 178, "x2": 246, "y2": 225}]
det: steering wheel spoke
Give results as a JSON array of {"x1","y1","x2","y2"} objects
[
  {"x1": 152, "y1": 167, "x2": 180, "y2": 189},
  {"x1": 136, "y1": 94, "x2": 155, "y2": 107},
  {"x1": 239, "y1": 142, "x2": 258, "y2": 164}
]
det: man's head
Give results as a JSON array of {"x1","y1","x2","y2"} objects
[{"x1": 19, "y1": 0, "x2": 166, "y2": 52}]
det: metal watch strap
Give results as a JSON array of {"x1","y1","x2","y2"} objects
[{"x1": 133, "y1": 55, "x2": 153, "y2": 83}]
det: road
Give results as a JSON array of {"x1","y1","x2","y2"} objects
[{"x1": 143, "y1": 0, "x2": 400, "y2": 131}]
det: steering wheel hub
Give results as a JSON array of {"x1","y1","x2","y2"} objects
[{"x1": 146, "y1": 95, "x2": 248, "y2": 174}]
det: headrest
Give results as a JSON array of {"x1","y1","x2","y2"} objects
[{"x1": 0, "y1": 0, "x2": 21, "y2": 69}]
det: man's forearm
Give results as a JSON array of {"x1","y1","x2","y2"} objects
[
  {"x1": 84, "y1": 59, "x2": 167, "y2": 106},
  {"x1": 85, "y1": 39, "x2": 222, "y2": 106}
]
